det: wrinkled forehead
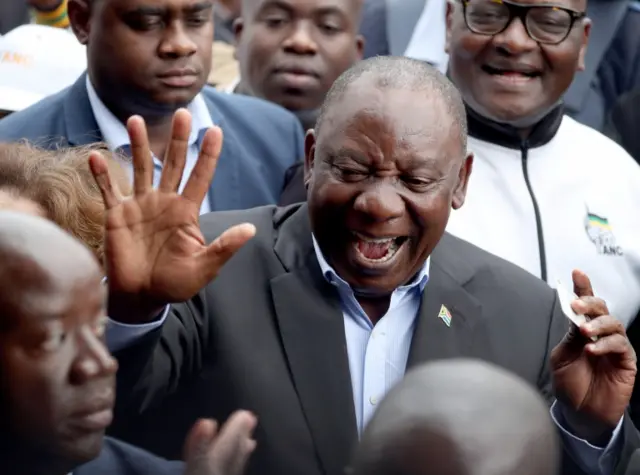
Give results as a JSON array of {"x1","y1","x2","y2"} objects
[{"x1": 317, "y1": 87, "x2": 462, "y2": 163}]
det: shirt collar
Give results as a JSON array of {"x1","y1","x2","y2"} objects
[
  {"x1": 85, "y1": 76, "x2": 214, "y2": 152},
  {"x1": 311, "y1": 234, "x2": 430, "y2": 293}
]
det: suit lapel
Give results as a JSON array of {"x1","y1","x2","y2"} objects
[
  {"x1": 203, "y1": 96, "x2": 240, "y2": 211},
  {"x1": 62, "y1": 73, "x2": 103, "y2": 147},
  {"x1": 271, "y1": 206, "x2": 358, "y2": 475},
  {"x1": 407, "y1": 237, "x2": 488, "y2": 368}
]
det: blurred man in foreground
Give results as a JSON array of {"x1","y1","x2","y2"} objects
[
  {"x1": 0, "y1": 209, "x2": 257, "y2": 475},
  {"x1": 351, "y1": 359, "x2": 559, "y2": 475}
]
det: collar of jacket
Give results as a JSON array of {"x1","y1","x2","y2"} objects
[{"x1": 466, "y1": 102, "x2": 565, "y2": 150}]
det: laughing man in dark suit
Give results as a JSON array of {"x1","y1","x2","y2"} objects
[
  {"x1": 93, "y1": 56, "x2": 639, "y2": 475},
  {"x1": 0, "y1": 210, "x2": 257, "y2": 475}
]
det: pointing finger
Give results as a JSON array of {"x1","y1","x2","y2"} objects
[{"x1": 572, "y1": 269, "x2": 594, "y2": 298}]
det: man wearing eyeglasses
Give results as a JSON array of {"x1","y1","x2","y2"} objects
[{"x1": 444, "y1": 0, "x2": 640, "y2": 330}]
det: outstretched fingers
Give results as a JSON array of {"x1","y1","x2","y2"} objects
[
  {"x1": 89, "y1": 151, "x2": 124, "y2": 209},
  {"x1": 158, "y1": 109, "x2": 191, "y2": 193},
  {"x1": 127, "y1": 115, "x2": 155, "y2": 196},
  {"x1": 182, "y1": 126, "x2": 223, "y2": 205}
]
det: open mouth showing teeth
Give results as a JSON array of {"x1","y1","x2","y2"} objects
[
  {"x1": 353, "y1": 232, "x2": 409, "y2": 263},
  {"x1": 482, "y1": 65, "x2": 541, "y2": 78}
]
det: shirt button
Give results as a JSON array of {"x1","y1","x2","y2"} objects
[{"x1": 369, "y1": 396, "x2": 378, "y2": 405}]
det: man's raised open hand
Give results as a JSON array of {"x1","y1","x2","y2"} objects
[{"x1": 89, "y1": 109, "x2": 256, "y2": 321}]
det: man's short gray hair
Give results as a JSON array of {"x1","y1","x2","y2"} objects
[{"x1": 316, "y1": 56, "x2": 467, "y2": 150}]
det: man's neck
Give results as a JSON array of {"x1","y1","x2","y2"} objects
[
  {"x1": 90, "y1": 79, "x2": 182, "y2": 159},
  {"x1": 103, "y1": 96, "x2": 176, "y2": 159},
  {"x1": 145, "y1": 120, "x2": 175, "y2": 160},
  {"x1": 466, "y1": 103, "x2": 564, "y2": 150}
]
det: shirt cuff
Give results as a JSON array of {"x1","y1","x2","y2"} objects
[
  {"x1": 105, "y1": 306, "x2": 169, "y2": 352},
  {"x1": 550, "y1": 401, "x2": 623, "y2": 475}
]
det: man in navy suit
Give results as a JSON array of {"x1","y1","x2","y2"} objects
[
  {"x1": 0, "y1": 207, "x2": 257, "y2": 475},
  {"x1": 0, "y1": 0, "x2": 303, "y2": 213}
]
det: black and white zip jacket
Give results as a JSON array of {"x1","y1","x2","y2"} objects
[{"x1": 446, "y1": 105, "x2": 640, "y2": 327}]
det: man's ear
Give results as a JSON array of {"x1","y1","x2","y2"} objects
[
  {"x1": 452, "y1": 153, "x2": 473, "y2": 209},
  {"x1": 445, "y1": 0, "x2": 455, "y2": 55},
  {"x1": 355, "y1": 34, "x2": 365, "y2": 61},
  {"x1": 304, "y1": 129, "x2": 316, "y2": 188},
  {"x1": 68, "y1": 0, "x2": 91, "y2": 45},
  {"x1": 233, "y1": 17, "x2": 244, "y2": 44},
  {"x1": 577, "y1": 18, "x2": 592, "y2": 72}
]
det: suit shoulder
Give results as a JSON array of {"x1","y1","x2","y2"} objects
[
  {"x1": 201, "y1": 87, "x2": 300, "y2": 129},
  {"x1": 0, "y1": 89, "x2": 69, "y2": 144},
  {"x1": 437, "y1": 233, "x2": 556, "y2": 300},
  {"x1": 77, "y1": 437, "x2": 183, "y2": 474}
]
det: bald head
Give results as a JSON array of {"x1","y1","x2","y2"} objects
[
  {"x1": 0, "y1": 212, "x2": 101, "y2": 329},
  {"x1": 351, "y1": 360, "x2": 559, "y2": 475},
  {"x1": 316, "y1": 56, "x2": 467, "y2": 150}
]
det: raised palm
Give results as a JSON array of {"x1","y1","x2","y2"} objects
[{"x1": 89, "y1": 109, "x2": 255, "y2": 318}]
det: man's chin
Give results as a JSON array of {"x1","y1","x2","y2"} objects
[
  {"x1": 472, "y1": 98, "x2": 550, "y2": 128},
  {"x1": 61, "y1": 431, "x2": 105, "y2": 466}
]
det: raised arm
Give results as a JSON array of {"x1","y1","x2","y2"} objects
[{"x1": 90, "y1": 109, "x2": 255, "y2": 414}]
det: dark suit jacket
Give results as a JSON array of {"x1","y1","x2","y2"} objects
[
  {"x1": 110, "y1": 204, "x2": 640, "y2": 475},
  {"x1": 0, "y1": 74, "x2": 304, "y2": 211},
  {"x1": 626, "y1": 450, "x2": 640, "y2": 475},
  {"x1": 279, "y1": 160, "x2": 306, "y2": 206},
  {"x1": 75, "y1": 437, "x2": 183, "y2": 475}
]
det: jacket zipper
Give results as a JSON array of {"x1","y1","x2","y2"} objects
[{"x1": 520, "y1": 141, "x2": 548, "y2": 282}]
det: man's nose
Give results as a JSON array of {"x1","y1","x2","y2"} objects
[
  {"x1": 158, "y1": 22, "x2": 198, "y2": 57},
  {"x1": 282, "y1": 22, "x2": 318, "y2": 55},
  {"x1": 492, "y1": 17, "x2": 538, "y2": 54},
  {"x1": 70, "y1": 325, "x2": 118, "y2": 385},
  {"x1": 353, "y1": 183, "x2": 405, "y2": 222}
]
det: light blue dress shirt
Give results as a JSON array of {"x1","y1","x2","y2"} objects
[
  {"x1": 106, "y1": 234, "x2": 624, "y2": 475},
  {"x1": 86, "y1": 77, "x2": 214, "y2": 214},
  {"x1": 311, "y1": 235, "x2": 430, "y2": 433}
]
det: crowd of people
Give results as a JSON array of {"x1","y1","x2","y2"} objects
[{"x1": 1, "y1": 0, "x2": 640, "y2": 474}]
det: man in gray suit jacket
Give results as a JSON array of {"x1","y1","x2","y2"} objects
[
  {"x1": 96, "y1": 57, "x2": 640, "y2": 475},
  {"x1": 0, "y1": 0, "x2": 304, "y2": 212}
]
